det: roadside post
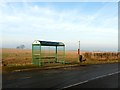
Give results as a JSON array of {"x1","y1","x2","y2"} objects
[{"x1": 78, "y1": 41, "x2": 82, "y2": 62}]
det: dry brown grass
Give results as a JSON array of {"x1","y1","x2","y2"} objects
[
  {"x1": 66, "y1": 51, "x2": 119, "y2": 64},
  {"x1": 65, "y1": 50, "x2": 79, "y2": 63},
  {"x1": 1, "y1": 48, "x2": 120, "y2": 67},
  {"x1": 2, "y1": 48, "x2": 32, "y2": 65},
  {"x1": 1, "y1": 48, "x2": 120, "y2": 73}
]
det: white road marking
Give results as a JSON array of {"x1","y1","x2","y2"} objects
[
  {"x1": 19, "y1": 76, "x2": 31, "y2": 80},
  {"x1": 59, "y1": 71, "x2": 120, "y2": 89}
]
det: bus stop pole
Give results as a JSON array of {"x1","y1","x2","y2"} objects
[
  {"x1": 79, "y1": 41, "x2": 80, "y2": 55},
  {"x1": 78, "y1": 41, "x2": 82, "y2": 62}
]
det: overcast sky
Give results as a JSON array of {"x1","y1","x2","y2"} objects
[{"x1": 0, "y1": 1, "x2": 118, "y2": 51}]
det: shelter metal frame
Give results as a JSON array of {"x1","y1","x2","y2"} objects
[{"x1": 32, "y1": 40, "x2": 65, "y2": 66}]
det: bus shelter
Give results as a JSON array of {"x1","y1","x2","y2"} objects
[{"x1": 32, "y1": 40, "x2": 65, "y2": 66}]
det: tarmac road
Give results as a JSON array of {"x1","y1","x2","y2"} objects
[
  {"x1": 2, "y1": 62, "x2": 119, "y2": 89},
  {"x1": 63, "y1": 72, "x2": 119, "y2": 89}
]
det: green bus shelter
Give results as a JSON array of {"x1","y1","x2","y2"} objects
[{"x1": 32, "y1": 40, "x2": 65, "y2": 66}]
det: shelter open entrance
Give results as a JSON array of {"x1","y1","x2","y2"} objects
[{"x1": 32, "y1": 40, "x2": 65, "y2": 66}]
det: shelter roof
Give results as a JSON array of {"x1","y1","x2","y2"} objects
[{"x1": 32, "y1": 40, "x2": 65, "y2": 46}]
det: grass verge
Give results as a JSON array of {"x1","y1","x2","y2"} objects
[{"x1": 2, "y1": 59, "x2": 119, "y2": 74}]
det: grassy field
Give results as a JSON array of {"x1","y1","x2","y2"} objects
[{"x1": 1, "y1": 48, "x2": 120, "y2": 72}]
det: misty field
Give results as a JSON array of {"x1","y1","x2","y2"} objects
[{"x1": 1, "y1": 48, "x2": 120, "y2": 67}]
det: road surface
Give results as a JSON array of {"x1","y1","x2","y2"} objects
[
  {"x1": 64, "y1": 72, "x2": 119, "y2": 88},
  {"x1": 2, "y1": 63, "x2": 119, "y2": 89}
]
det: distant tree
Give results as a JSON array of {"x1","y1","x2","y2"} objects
[
  {"x1": 20, "y1": 45, "x2": 25, "y2": 49},
  {"x1": 16, "y1": 46, "x2": 20, "y2": 49},
  {"x1": 16, "y1": 45, "x2": 25, "y2": 49}
]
